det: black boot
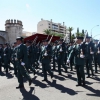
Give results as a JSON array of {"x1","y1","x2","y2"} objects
[{"x1": 16, "y1": 85, "x2": 24, "y2": 89}]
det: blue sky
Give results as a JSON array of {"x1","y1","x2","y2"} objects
[{"x1": 0, "y1": 0, "x2": 100, "y2": 39}]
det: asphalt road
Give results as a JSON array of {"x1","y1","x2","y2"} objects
[{"x1": 0, "y1": 66, "x2": 100, "y2": 100}]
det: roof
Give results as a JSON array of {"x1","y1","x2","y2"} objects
[{"x1": 24, "y1": 33, "x2": 60, "y2": 43}]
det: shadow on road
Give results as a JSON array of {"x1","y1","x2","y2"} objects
[
  {"x1": 0, "y1": 72, "x2": 5, "y2": 76},
  {"x1": 47, "y1": 80, "x2": 78, "y2": 95},
  {"x1": 20, "y1": 87, "x2": 40, "y2": 100},
  {"x1": 83, "y1": 85, "x2": 100, "y2": 97},
  {"x1": 32, "y1": 76, "x2": 47, "y2": 88},
  {"x1": 6, "y1": 73, "x2": 14, "y2": 79}
]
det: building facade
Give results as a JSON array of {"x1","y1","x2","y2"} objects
[{"x1": 37, "y1": 19, "x2": 67, "y2": 34}]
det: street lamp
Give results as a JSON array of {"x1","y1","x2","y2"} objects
[{"x1": 91, "y1": 25, "x2": 99, "y2": 37}]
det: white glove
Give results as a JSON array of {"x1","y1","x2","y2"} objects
[
  {"x1": 80, "y1": 54, "x2": 85, "y2": 58},
  {"x1": 55, "y1": 57, "x2": 57, "y2": 60},
  {"x1": 98, "y1": 51, "x2": 100, "y2": 54},
  {"x1": 67, "y1": 60, "x2": 70, "y2": 63},
  {"x1": 38, "y1": 60, "x2": 40, "y2": 63},
  {"x1": 4, "y1": 54, "x2": 6, "y2": 56},
  {"x1": 60, "y1": 49, "x2": 62, "y2": 52},
  {"x1": 15, "y1": 58, "x2": 17, "y2": 61},
  {"x1": 21, "y1": 62, "x2": 25, "y2": 66},
  {"x1": 90, "y1": 52, "x2": 94, "y2": 54},
  {"x1": 44, "y1": 53, "x2": 48, "y2": 56}
]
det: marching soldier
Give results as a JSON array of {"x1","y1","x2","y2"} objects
[
  {"x1": 41, "y1": 39, "x2": 53, "y2": 81},
  {"x1": 67, "y1": 37, "x2": 85, "y2": 86},
  {"x1": 52, "y1": 41, "x2": 58, "y2": 70},
  {"x1": 68, "y1": 41, "x2": 74, "y2": 71},
  {"x1": 25, "y1": 40, "x2": 36, "y2": 75},
  {"x1": 3, "y1": 43, "x2": 10, "y2": 73},
  {"x1": 94, "y1": 40, "x2": 99, "y2": 73},
  {"x1": 0, "y1": 44, "x2": 3, "y2": 72},
  {"x1": 16, "y1": 37, "x2": 32, "y2": 89},
  {"x1": 57, "y1": 39, "x2": 67, "y2": 75},
  {"x1": 85, "y1": 36, "x2": 94, "y2": 78},
  {"x1": 11, "y1": 42, "x2": 18, "y2": 76}
]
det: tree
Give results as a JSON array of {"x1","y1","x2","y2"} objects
[
  {"x1": 71, "y1": 34, "x2": 75, "y2": 40},
  {"x1": 43, "y1": 29, "x2": 51, "y2": 35},
  {"x1": 68, "y1": 27, "x2": 74, "y2": 42},
  {"x1": 50, "y1": 32, "x2": 65, "y2": 38}
]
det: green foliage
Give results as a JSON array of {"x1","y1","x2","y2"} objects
[
  {"x1": 50, "y1": 32, "x2": 65, "y2": 38},
  {"x1": 43, "y1": 29, "x2": 51, "y2": 35},
  {"x1": 71, "y1": 34, "x2": 75, "y2": 40},
  {"x1": 75, "y1": 32, "x2": 85, "y2": 37}
]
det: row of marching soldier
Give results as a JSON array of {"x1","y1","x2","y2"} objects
[{"x1": 0, "y1": 35, "x2": 100, "y2": 88}]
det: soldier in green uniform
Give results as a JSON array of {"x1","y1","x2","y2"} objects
[
  {"x1": 11, "y1": 42, "x2": 18, "y2": 76},
  {"x1": 0, "y1": 44, "x2": 3, "y2": 72},
  {"x1": 68, "y1": 42, "x2": 74, "y2": 71},
  {"x1": 57, "y1": 39, "x2": 67, "y2": 75},
  {"x1": 52, "y1": 41, "x2": 58, "y2": 70},
  {"x1": 16, "y1": 37, "x2": 32, "y2": 89},
  {"x1": 25, "y1": 40, "x2": 36, "y2": 75},
  {"x1": 41, "y1": 39, "x2": 53, "y2": 81},
  {"x1": 3, "y1": 43, "x2": 10, "y2": 73},
  {"x1": 97, "y1": 41, "x2": 100, "y2": 70},
  {"x1": 85, "y1": 36, "x2": 94, "y2": 78},
  {"x1": 94, "y1": 40, "x2": 99, "y2": 73},
  {"x1": 67, "y1": 37, "x2": 85, "y2": 86}
]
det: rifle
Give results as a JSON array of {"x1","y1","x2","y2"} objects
[
  {"x1": 46, "y1": 35, "x2": 49, "y2": 40},
  {"x1": 36, "y1": 41, "x2": 40, "y2": 46},
  {"x1": 32, "y1": 36, "x2": 38, "y2": 45},
  {"x1": 83, "y1": 30, "x2": 87, "y2": 43},
  {"x1": 48, "y1": 35, "x2": 53, "y2": 44}
]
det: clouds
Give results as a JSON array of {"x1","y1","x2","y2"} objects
[{"x1": 26, "y1": 4, "x2": 31, "y2": 12}]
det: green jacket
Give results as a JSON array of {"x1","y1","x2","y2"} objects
[
  {"x1": 17, "y1": 44, "x2": 28, "y2": 65},
  {"x1": 68, "y1": 44, "x2": 85, "y2": 65}
]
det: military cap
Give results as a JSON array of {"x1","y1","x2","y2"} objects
[
  {"x1": 54, "y1": 40, "x2": 58, "y2": 44},
  {"x1": 14, "y1": 42, "x2": 16, "y2": 44},
  {"x1": 70, "y1": 41, "x2": 74, "y2": 43},
  {"x1": 26, "y1": 40, "x2": 32, "y2": 44},
  {"x1": 86, "y1": 36, "x2": 91, "y2": 39},
  {"x1": 43, "y1": 39, "x2": 48, "y2": 42},
  {"x1": 94, "y1": 39, "x2": 99, "y2": 42},
  {"x1": 16, "y1": 37, "x2": 23, "y2": 40},
  {"x1": 59, "y1": 39, "x2": 63, "y2": 42},
  {"x1": 76, "y1": 36, "x2": 84, "y2": 40}
]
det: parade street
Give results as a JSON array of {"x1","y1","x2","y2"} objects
[{"x1": 0, "y1": 66, "x2": 100, "y2": 100}]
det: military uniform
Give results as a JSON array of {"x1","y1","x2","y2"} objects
[
  {"x1": 41, "y1": 40, "x2": 53, "y2": 81},
  {"x1": 85, "y1": 38, "x2": 94, "y2": 78},
  {"x1": 57, "y1": 39, "x2": 67, "y2": 75},
  {"x1": 52, "y1": 41, "x2": 58, "y2": 70},
  {"x1": 0, "y1": 45, "x2": 3, "y2": 71},
  {"x1": 16, "y1": 37, "x2": 32, "y2": 89},
  {"x1": 68, "y1": 42, "x2": 74, "y2": 71},
  {"x1": 11, "y1": 45, "x2": 18, "y2": 75},
  {"x1": 68, "y1": 37, "x2": 85, "y2": 86},
  {"x1": 3, "y1": 44, "x2": 10, "y2": 73}
]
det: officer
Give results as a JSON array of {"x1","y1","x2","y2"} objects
[
  {"x1": 11, "y1": 42, "x2": 18, "y2": 76},
  {"x1": 41, "y1": 39, "x2": 53, "y2": 81},
  {"x1": 67, "y1": 37, "x2": 85, "y2": 86},
  {"x1": 85, "y1": 36, "x2": 94, "y2": 78},
  {"x1": 16, "y1": 37, "x2": 32, "y2": 89},
  {"x1": 0, "y1": 44, "x2": 3, "y2": 72},
  {"x1": 94, "y1": 40, "x2": 99, "y2": 73},
  {"x1": 3, "y1": 43, "x2": 10, "y2": 73},
  {"x1": 25, "y1": 40, "x2": 36, "y2": 75},
  {"x1": 57, "y1": 39, "x2": 67, "y2": 75},
  {"x1": 68, "y1": 41, "x2": 74, "y2": 71},
  {"x1": 52, "y1": 41, "x2": 58, "y2": 70}
]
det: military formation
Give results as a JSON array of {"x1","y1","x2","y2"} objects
[{"x1": 0, "y1": 36, "x2": 100, "y2": 89}]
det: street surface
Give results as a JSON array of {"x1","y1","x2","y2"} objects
[{"x1": 0, "y1": 66, "x2": 100, "y2": 100}]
